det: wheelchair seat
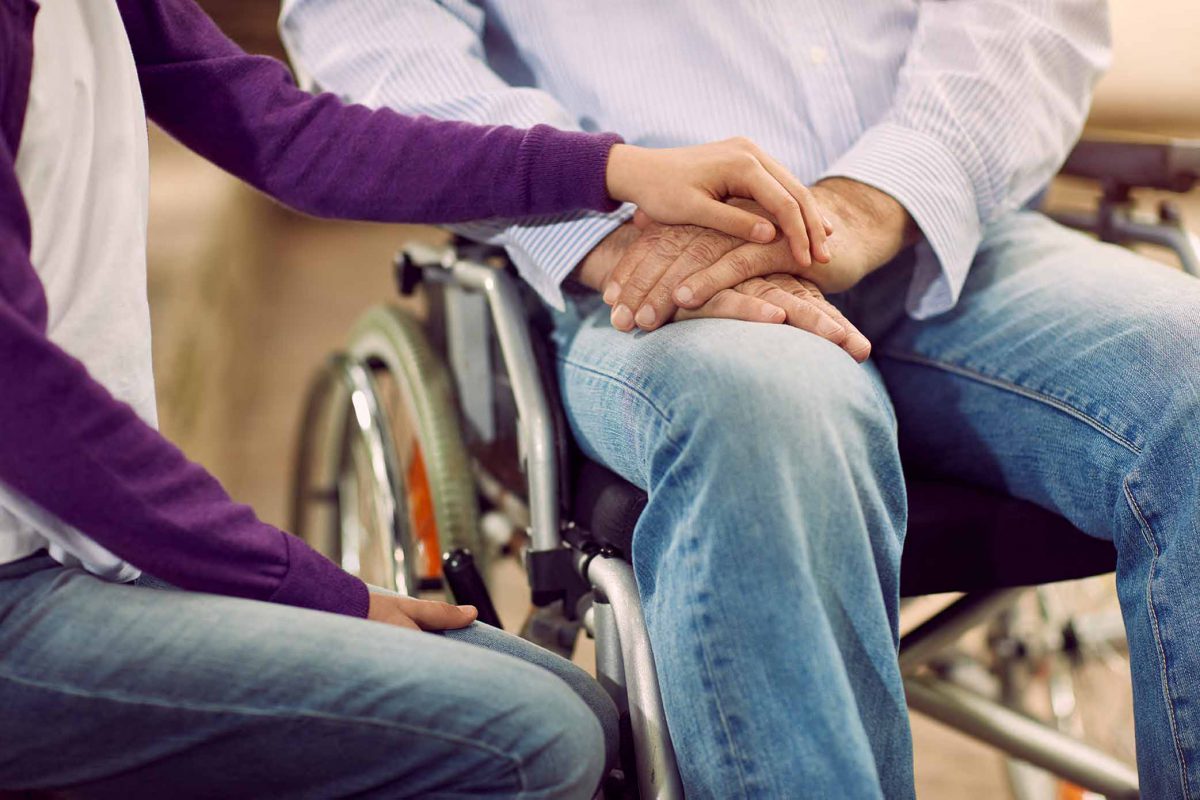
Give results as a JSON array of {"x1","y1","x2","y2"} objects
[{"x1": 571, "y1": 460, "x2": 1118, "y2": 597}]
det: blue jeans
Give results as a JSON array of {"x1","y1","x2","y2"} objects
[
  {"x1": 551, "y1": 212, "x2": 1200, "y2": 799},
  {"x1": 0, "y1": 553, "x2": 616, "y2": 798}
]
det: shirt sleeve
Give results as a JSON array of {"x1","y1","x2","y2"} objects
[
  {"x1": 114, "y1": 0, "x2": 622, "y2": 226},
  {"x1": 0, "y1": 135, "x2": 370, "y2": 617},
  {"x1": 279, "y1": 0, "x2": 634, "y2": 309},
  {"x1": 821, "y1": 0, "x2": 1111, "y2": 318}
]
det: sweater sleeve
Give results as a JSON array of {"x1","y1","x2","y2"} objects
[
  {"x1": 114, "y1": 0, "x2": 621, "y2": 223},
  {"x1": 0, "y1": 136, "x2": 369, "y2": 617}
]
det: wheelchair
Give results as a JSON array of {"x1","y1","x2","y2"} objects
[{"x1": 290, "y1": 133, "x2": 1200, "y2": 799}]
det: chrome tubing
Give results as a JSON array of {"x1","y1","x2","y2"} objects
[
  {"x1": 584, "y1": 554, "x2": 684, "y2": 800},
  {"x1": 592, "y1": 593, "x2": 628, "y2": 704},
  {"x1": 906, "y1": 674, "x2": 1140, "y2": 799},
  {"x1": 1050, "y1": 208, "x2": 1200, "y2": 277},
  {"x1": 330, "y1": 354, "x2": 419, "y2": 595},
  {"x1": 404, "y1": 242, "x2": 562, "y2": 554},
  {"x1": 899, "y1": 589, "x2": 1026, "y2": 674}
]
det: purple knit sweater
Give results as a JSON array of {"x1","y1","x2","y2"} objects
[{"x1": 0, "y1": 0, "x2": 621, "y2": 617}]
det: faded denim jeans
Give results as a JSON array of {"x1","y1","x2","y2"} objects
[
  {"x1": 552, "y1": 212, "x2": 1200, "y2": 799},
  {"x1": 0, "y1": 552, "x2": 616, "y2": 798}
]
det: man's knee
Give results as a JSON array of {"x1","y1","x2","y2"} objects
[{"x1": 653, "y1": 319, "x2": 896, "y2": 457}]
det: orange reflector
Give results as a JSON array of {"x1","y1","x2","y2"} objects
[{"x1": 406, "y1": 446, "x2": 442, "y2": 579}]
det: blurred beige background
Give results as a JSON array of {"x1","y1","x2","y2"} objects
[{"x1": 150, "y1": 3, "x2": 1199, "y2": 797}]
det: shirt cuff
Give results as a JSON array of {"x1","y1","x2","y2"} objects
[
  {"x1": 821, "y1": 122, "x2": 982, "y2": 319},
  {"x1": 270, "y1": 532, "x2": 371, "y2": 618},
  {"x1": 501, "y1": 204, "x2": 636, "y2": 310}
]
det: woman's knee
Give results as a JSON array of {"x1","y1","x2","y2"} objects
[{"x1": 516, "y1": 681, "x2": 608, "y2": 799}]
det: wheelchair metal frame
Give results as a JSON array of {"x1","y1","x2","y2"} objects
[
  {"x1": 401, "y1": 243, "x2": 684, "y2": 799},
  {"x1": 312, "y1": 149, "x2": 1199, "y2": 797},
  {"x1": 391, "y1": 239, "x2": 1157, "y2": 800}
]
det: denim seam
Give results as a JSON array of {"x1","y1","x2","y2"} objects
[
  {"x1": 878, "y1": 350, "x2": 1141, "y2": 455},
  {"x1": 0, "y1": 668, "x2": 529, "y2": 791},
  {"x1": 687, "y1": 592, "x2": 754, "y2": 798},
  {"x1": 1124, "y1": 477, "x2": 1193, "y2": 800}
]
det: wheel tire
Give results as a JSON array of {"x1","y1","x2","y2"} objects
[{"x1": 345, "y1": 305, "x2": 482, "y2": 578}]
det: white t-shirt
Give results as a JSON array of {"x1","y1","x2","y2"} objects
[{"x1": 0, "y1": 0, "x2": 152, "y2": 580}]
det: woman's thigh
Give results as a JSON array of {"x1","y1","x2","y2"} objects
[{"x1": 0, "y1": 559, "x2": 604, "y2": 799}]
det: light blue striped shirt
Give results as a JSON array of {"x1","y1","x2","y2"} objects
[{"x1": 280, "y1": 0, "x2": 1110, "y2": 317}]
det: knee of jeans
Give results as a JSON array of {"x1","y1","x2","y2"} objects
[
  {"x1": 520, "y1": 685, "x2": 607, "y2": 799},
  {"x1": 659, "y1": 321, "x2": 895, "y2": 455}
]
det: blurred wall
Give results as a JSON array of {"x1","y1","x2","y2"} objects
[{"x1": 1091, "y1": 0, "x2": 1200, "y2": 133}]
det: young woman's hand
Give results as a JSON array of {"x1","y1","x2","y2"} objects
[
  {"x1": 605, "y1": 138, "x2": 833, "y2": 268},
  {"x1": 367, "y1": 592, "x2": 478, "y2": 631}
]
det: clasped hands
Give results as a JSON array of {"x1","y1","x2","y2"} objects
[{"x1": 577, "y1": 172, "x2": 916, "y2": 364}]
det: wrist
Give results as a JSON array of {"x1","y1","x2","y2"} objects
[
  {"x1": 571, "y1": 222, "x2": 641, "y2": 291},
  {"x1": 604, "y1": 144, "x2": 645, "y2": 205},
  {"x1": 816, "y1": 178, "x2": 909, "y2": 231},
  {"x1": 814, "y1": 177, "x2": 918, "y2": 269}
]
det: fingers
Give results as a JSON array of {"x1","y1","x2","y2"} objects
[
  {"x1": 676, "y1": 288, "x2": 786, "y2": 325},
  {"x1": 631, "y1": 208, "x2": 655, "y2": 230},
  {"x1": 713, "y1": 139, "x2": 830, "y2": 267},
  {"x1": 740, "y1": 278, "x2": 849, "y2": 349},
  {"x1": 398, "y1": 597, "x2": 478, "y2": 631},
  {"x1": 604, "y1": 225, "x2": 696, "y2": 331},
  {"x1": 687, "y1": 198, "x2": 777, "y2": 245},
  {"x1": 763, "y1": 275, "x2": 872, "y2": 362},
  {"x1": 673, "y1": 240, "x2": 793, "y2": 310},
  {"x1": 626, "y1": 232, "x2": 742, "y2": 331},
  {"x1": 726, "y1": 158, "x2": 814, "y2": 265},
  {"x1": 608, "y1": 226, "x2": 742, "y2": 332},
  {"x1": 751, "y1": 149, "x2": 831, "y2": 267}
]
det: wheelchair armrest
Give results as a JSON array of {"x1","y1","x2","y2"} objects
[{"x1": 1061, "y1": 131, "x2": 1200, "y2": 194}]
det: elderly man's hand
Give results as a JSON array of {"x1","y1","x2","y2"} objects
[
  {"x1": 676, "y1": 274, "x2": 871, "y2": 362},
  {"x1": 600, "y1": 178, "x2": 916, "y2": 331},
  {"x1": 572, "y1": 222, "x2": 871, "y2": 361},
  {"x1": 672, "y1": 178, "x2": 917, "y2": 310}
]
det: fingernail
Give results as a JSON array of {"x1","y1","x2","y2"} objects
[
  {"x1": 457, "y1": 604, "x2": 477, "y2": 612},
  {"x1": 751, "y1": 221, "x2": 774, "y2": 242},
  {"x1": 611, "y1": 304, "x2": 634, "y2": 330},
  {"x1": 823, "y1": 216, "x2": 833, "y2": 230},
  {"x1": 675, "y1": 285, "x2": 694, "y2": 305},
  {"x1": 635, "y1": 306, "x2": 657, "y2": 328},
  {"x1": 818, "y1": 243, "x2": 830, "y2": 261},
  {"x1": 817, "y1": 316, "x2": 843, "y2": 336},
  {"x1": 603, "y1": 282, "x2": 620, "y2": 304}
]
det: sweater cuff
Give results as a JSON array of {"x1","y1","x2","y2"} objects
[
  {"x1": 822, "y1": 122, "x2": 982, "y2": 319},
  {"x1": 270, "y1": 532, "x2": 371, "y2": 618},
  {"x1": 515, "y1": 125, "x2": 624, "y2": 216}
]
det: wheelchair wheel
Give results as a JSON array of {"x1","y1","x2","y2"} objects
[{"x1": 291, "y1": 305, "x2": 480, "y2": 595}]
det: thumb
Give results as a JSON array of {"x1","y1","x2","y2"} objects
[
  {"x1": 631, "y1": 208, "x2": 655, "y2": 230},
  {"x1": 403, "y1": 598, "x2": 478, "y2": 631}
]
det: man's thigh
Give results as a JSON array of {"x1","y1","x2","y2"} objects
[
  {"x1": 0, "y1": 558, "x2": 602, "y2": 797},
  {"x1": 865, "y1": 212, "x2": 1200, "y2": 541}
]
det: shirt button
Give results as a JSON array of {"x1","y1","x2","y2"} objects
[{"x1": 809, "y1": 45, "x2": 828, "y2": 65}]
